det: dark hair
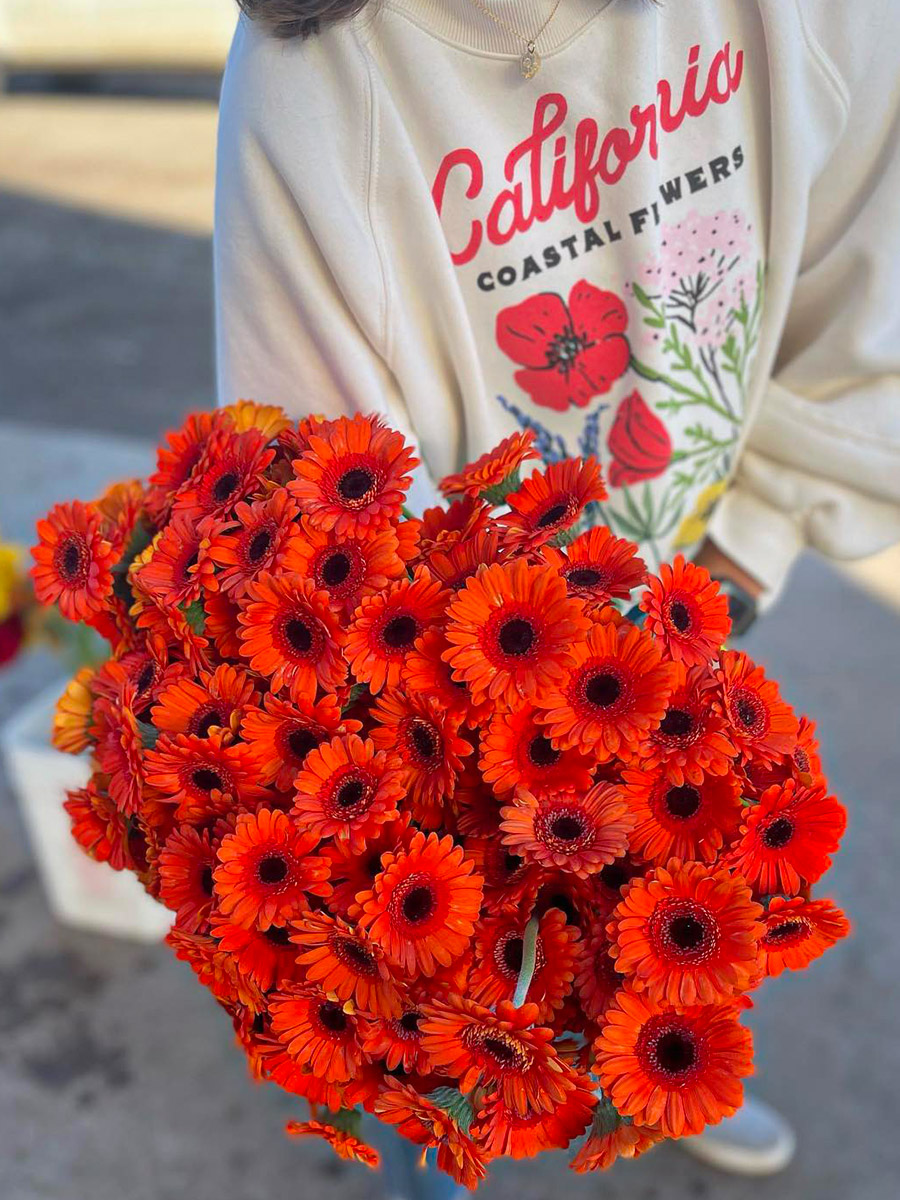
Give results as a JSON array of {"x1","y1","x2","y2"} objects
[{"x1": 237, "y1": 0, "x2": 369, "y2": 39}]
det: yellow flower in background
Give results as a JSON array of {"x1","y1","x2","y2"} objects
[
  {"x1": 0, "y1": 540, "x2": 25, "y2": 621},
  {"x1": 673, "y1": 480, "x2": 728, "y2": 548}
]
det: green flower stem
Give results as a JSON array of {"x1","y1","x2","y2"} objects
[
  {"x1": 629, "y1": 354, "x2": 738, "y2": 425},
  {"x1": 513, "y1": 917, "x2": 540, "y2": 1008}
]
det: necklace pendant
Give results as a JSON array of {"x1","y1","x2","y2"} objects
[{"x1": 520, "y1": 43, "x2": 541, "y2": 79}]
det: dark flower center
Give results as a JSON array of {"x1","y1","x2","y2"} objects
[
  {"x1": 401, "y1": 884, "x2": 436, "y2": 923},
  {"x1": 586, "y1": 671, "x2": 621, "y2": 707},
  {"x1": 567, "y1": 566, "x2": 604, "y2": 588},
  {"x1": 503, "y1": 852, "x2": 524, "y2": 877},
  {"x1": 763, "y1": 817, "x2": 794, "y2": 849},
  {"x1": 550, "y1": 813, "x2": 585, "y2": 842},
  {"x1": 659, "y1": 708, "x2": 694, "y2": 738},
  {"x1": 793, "y1": 747, "x2": 811, "y2": 773},
  {"x1": 200, "y1": 866, "x2": 214, "y2": 895},
  {"x1": 248, "y1": 528, "x2": 272, "y2": 562},
  {"x1": 258, "y1": 854, "x2": 288, "y2": 884},
  {"x1": 528, "y1": 734, "x2": 559, "y2": 768},
  {"x1": 655, "y1": 1030, "x2": 696, "y2": 1075},
  {"x1": 338, "y1": 468, "x2": 375, "y2": 502},
  {"x1": 734, "y1": 689, "x2": 765, "y2": 731},
  {"x1": 409, "y1": 719, "x2": 439, "y2": 763},
  {"x1": 668, "y1": 914, "x2": 707, "y2": 951},
  {"x1": 665, "y1": 784, "x2": 701, "y2": 820},
  {"x1": 766, "y1": 919, "x2": 806, "y2": 943},
  {"x1": 285, "y1": 617, "x2": 313, "y2": 654},
  {"x1": 57, "y1": 535, "x2": 87, "y2": 582},
  {"x1": 541, "y1": 889, "x2": 579, "y2": 925},
  {"x1": 264, "y1": 925, "x2": 292, "y2": 946},
  {"x1": 599, "y1": 862, "x2": 630, "y2": 892},
  {"x1": 336, "y1": 778, "x2": 366, "y2": 810},
  {"x1": 318, "y1": 1001, "x2": 349, "y2": 1034},
  {"x1": 213, "y1": 471, "x2": 239, "y2": 503},
  {"x1": 136, "y1": 662, "x2": 156, "y2": 694},
  {"x1": 667, "y1": 600, "x2": 692, "y2": 633},
  {"x1": 537, "y1": 501, "x2": 569, "y2": 529},
  {"x1": 546, "y1": 325, "x2": 585, "y2": 370},
  {"x1": 399, "y1": 1011, "x2": 422, "y2": 1035},
  {"x1": 287, "y1": 727, "x2": 319, "y2": 762},
  {"x1": 502, "y1": 935, "x2": 524, "y2": 974},
  {"x1": 192, "y1": 768, "x2": 223, "y2": 792},
  {"x1": 322, "y1": 551, "x2": 352, "y2": 587},
  {"x1": 382, "y1": 614, "x2": 417, "y2": 649},
  {"x1": 498, "y1": 617, "x2": 536, "y2": 657},
  {"x1": 482, "y1": 1035, "x2": 519, "y2": 1066},
  {"x1": 63, "y1": 540, "x2": 82, "y2": 576},
  {"x1": 337, "y1": 937, "x2": 376, "y2": 971},
  {"x1": 196, "y1": 709, "x2": 224, "y2": 738}
]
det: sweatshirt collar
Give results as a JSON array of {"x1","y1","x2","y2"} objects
[{"x1": 383, "y1": 0, "x2": 617, "y2": 58}]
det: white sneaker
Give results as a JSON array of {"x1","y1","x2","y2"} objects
[{"x1": 679, "y1": 1095, "x2": 797, "y2": 1176}]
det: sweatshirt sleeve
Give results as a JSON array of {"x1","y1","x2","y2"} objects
[
  {"x1": 706, "y1": 0, "x2": 900, "y2": 599},
  {"x1": 213, "y1": 18, "x2": 439, "y2": 511}
]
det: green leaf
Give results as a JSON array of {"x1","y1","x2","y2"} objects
[
  {"x1": 137, "y1": 719, "x2": 160, "y2": 750},
  {"x1": 607, "y1": 508, "x2": 645, "y2": 541},
  {"x1": 180, "y1": 599, "x2": 206, "y2": 635},
  {"x1": 328, "y1": 1107, "x2": 362, "y2": 1137},
  {"x1": 426, "y1": 1088, "x2": 475, "y2": 1134},
  {"x1": 342, "y1": 684, "x2": 367, "y2": 715}
]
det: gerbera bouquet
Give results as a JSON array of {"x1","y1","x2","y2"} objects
[{"x1": 32, "y1": 402, "x2": 849, "y2": 1185}]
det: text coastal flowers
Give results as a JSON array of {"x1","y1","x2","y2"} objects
[{"x1": 34, "y1": 404, "x2": 848, "y2": 1186}]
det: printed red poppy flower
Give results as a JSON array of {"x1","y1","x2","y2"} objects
[
  {"x1": 31, "y1": 500, "x2": 118, "y2": 621},
  {"x1": 496, "y1": 281, "x2": 630, "y2": 412},
  {"x1": 726, "y1": 779, "x2": 846, "y2": 895},
  {"x1": 213, "y1": 807, "x2": 331, "y2": 930},
  {"x1": 606, "y1": 390, "x2": 673, "y2": 487},
  {"x1": 440, "y1": 430, "x2": 540, "y2": 501},
  {"x1": 757, "y1": 896, "x2": 849, "y2": 977},
  {"x1": 542, "y1": 525, "x2": 647, "y2": 611},
  {"x1": 499, "y1": 458, "x2": 608, "y2": 548},
  {"x1": 607, "y1": 859, "x2": 764, "y2": 1005},
  {"x1": 206, "y1": 491, "x2": 300, "y2": 597},
  {"x1": 288, "y1": 412, "x2": 418, "y2": 535},
  {"x1": 640, "y1": 556, "x2": 731, "y2": 666},
  {"x1": 595, "y1": 988, "x2": 753, "y2": 1138}
]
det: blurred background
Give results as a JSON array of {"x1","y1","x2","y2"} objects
[{"x1": 0, "y1": 3, "x2": 898, "y2": 1199}]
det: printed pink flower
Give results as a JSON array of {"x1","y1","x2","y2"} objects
[
  {"x1": 607, "y1": 390, "x2": 672, "y2": 487},
  {"x1": 496, "y1": 281, "x2": 630, "y2": 412}
]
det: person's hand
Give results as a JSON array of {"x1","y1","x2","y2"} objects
[{"x1": 693, "y1": 539, "x2": 764, "y2": 599}]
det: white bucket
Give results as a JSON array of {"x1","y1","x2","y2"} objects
[{"x1": 1, "y1": 680, "x2": 172, "y2": 942}]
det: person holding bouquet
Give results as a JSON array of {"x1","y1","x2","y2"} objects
[{"x1": 214, "y1": 0, "x2": 900, "y2": 1179}]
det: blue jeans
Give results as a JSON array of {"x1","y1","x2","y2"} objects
[{"x1": 363, "y1": 1116, "x2": 464, "y2": 1200}]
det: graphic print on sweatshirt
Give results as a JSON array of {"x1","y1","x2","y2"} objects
[{"x1": 429, "y1": 38, "x2": 767, "y2": 564}]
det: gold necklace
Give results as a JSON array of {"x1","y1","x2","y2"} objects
[{"x1": 465, "y1": 0, "x2": 563, "y2": 78}]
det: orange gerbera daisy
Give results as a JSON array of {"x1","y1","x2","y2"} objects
[
  {"x1": 444, "y1": 558, "x2": 589, "y2": 708},
  {"x1": 473, "y1": 1083, "x2": 595, "y2": 1161},
  {"x1": 469, "y1": 907, "x2": 580, "y2": 1020},
  {"x1": 323, "y1": 815, "x2": 414, "y2": 918},
  {"x1": 463, "y1": 837, "x2": 536, "y2": 914},
  {"x1": 345, "y1": 568, "x2": 447, "y2": 694},
  {"x1": 64, "y1": 777, "x2": 130, "y2": 871},
  {"x1": 623, "y1": 765, "x2": 743, "y2": 866},
  {"x1": 157, "y1": 824, "x2": 217, "y2": 931},
  {"x1": 499, "y1": 458, "x2": 607, "y2": 548},
  {"x1": 284, "y1": 1120, "x2": 380, "y2": 1169},
  {"x1": 607, "y1": 860, "x2": 764, "y2": 1005},
  {"x1": 439, "y1": 429, "x2": 540, "y2": 500},
  {"x1": 151, "y1": 663, "x2": 257, "y2": 739},
  {"x1": 213, "y1": 808, "x2": 331, "y2": 929},
  {"x1": 422, "y1": 531, "x2": 505, "y2": 593},
  {"x1": 374, "y1": 1082, "x2": 488, "y2": 1190},
  {"x1": 206, "y1": 491, "x2": 299, "y2": 597},
  {"x1": 145, "y1": 411, "x2": 215, "y2": 521},
  {"x1": 500, "y1": 784, "x2": 634, "y2": 878},
  {"x1": 241, "y1": 692, "x2": 356, "y2": 790},
  {"x1": 173, "y1": 426, "x2": 275, "y2": 520},
  {"x1": 52, "y1": 666, "x2": 96, "y2": 754},
  {"x1": 134, "y1": 510, "x2": 218, "y2": 608},
  {"x1": 479, "y1": 702, "x2": 594, "y2": 797},
  {"x1": 360, "y1": 997, "x2": 433, "y2": 1075},
  {"x1": 715, "y1": 650, "x2": 799, "y2": 765},
  {"x1": 237, "y1": 571, "x2": 347, "y2": 703},
  {"x1": 573, "y1": 922, "x2": 626, "y2": 1022},
  {"x1": 370, "y1": 691, "x2": 472, "y2": 819},
  {"x1": 210, "y1": 915, "x2": 301, "y2": 991},
  {"x1": 356, "y1": 831, "x2": 483, "y2": 977},
  {"x1": 291, "y1": 911, "x2": 404, "y2": 1017},
  {"x1": 534, "y1": 619, "x2": 674, "y2": 760},
  {"x1": 569, "y1": 1097, "x2": 661, "y2": 1172},
  {"x1": 288, "y1": 413, "x2": 417, "y2": 535},
  {"x1": 221, "y1": 398, "x2": 292, "y2": 440},
  {"x1": 758, "y1": 896, "x2": 849, "y2": 977},
  {"x1": 640, "y1": 556, "x2": 731, "y2": 666},
  {"x1": 633, "y1": 663, "x2": 736, "y2": 785},
  {"x1": 420, "y1": 997, "x2": 582, "y2": 1116},
  {"x1": 268, "y1": 984, "x2": 366, "y2": 1083},
  {"x1": 283, "y1": 518, "x2": 408, "y2": 617},
  {"x1": 402, "y1": 628, "x2": 478, "y2": 723},
  {"x1": 203, "y1": 591, "x2": 243, "y2": 659},
  {"x1": 291, "y1": 734, "x2": 405, "y2": 852},
  {"x1": 167, "y1": 927, "x2": 264, "y2": 1014},
  {"x1": 90, "y1": 673, "x2": 144, "y2": 817},
  {"x1": 143, "y1": 728, "x2": 267, "y2": 821},
  {"x1": 417, "y1": 496, "x2": 492, "y2": 554},
  {"x1": 595, "y1": 988, "x2": 753, "y2": 1138},
  {"x1": 745, "y1": 713, "x2": 825, "y2": 795},
  {"x1": 31, "y1": 500, "x2": 118, "y2": 620},
  {"x1": 726, "y1": 779, "x2": 846, "y2": 895},
  {"x1": 542, "y1": 525, "x2": 647, "y2": 611}
]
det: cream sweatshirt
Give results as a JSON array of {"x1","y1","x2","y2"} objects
[{"x1": 215, "y1": 0, "x2": 900, "y2": 600}]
